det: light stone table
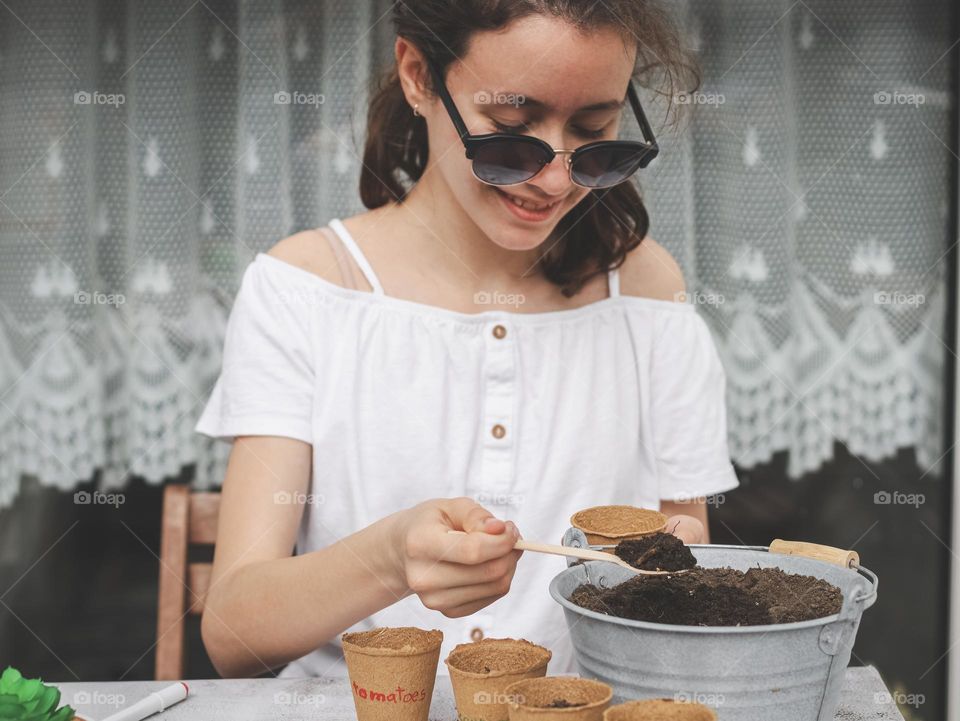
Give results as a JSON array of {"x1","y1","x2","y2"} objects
[{"x1": 59, "y1": 667, "x2": 905, "y2": 720}]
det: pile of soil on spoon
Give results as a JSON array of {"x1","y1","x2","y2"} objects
[
  {"x1": 570, "y1": 566, "x2": 842, "y2": 626},
  {"x1": 614, "y1": 532, "x2": 697, "y2": 571}
]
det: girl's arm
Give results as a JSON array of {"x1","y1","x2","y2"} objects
[{"x1": 201, "y1": 436, "x2": 521, "y2": 678}]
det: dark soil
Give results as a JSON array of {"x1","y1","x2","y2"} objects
[
  {"x1": 546, "y1": 699, "x2": 585, "y2": 708},
  {"x1": 570, "y1": 566, "x2": 842, "y2": 626},
  {"x1": 446, "y1": 638, "x2": 549, "y2": 675},
  {"x1": 614, "y1": 533, "x2": 697, "y2": 571}
]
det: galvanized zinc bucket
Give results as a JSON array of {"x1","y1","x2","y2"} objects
[{"x1": 550, "y1": 530, "x2": 878, "y2": 721}]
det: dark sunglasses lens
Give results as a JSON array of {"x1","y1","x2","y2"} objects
[
  {"x1": 472, "y1": 139, "x2": 551, "y2": 185},
  {"x1": 571, "y1": 144, "x2": 653, "y2": 188}
]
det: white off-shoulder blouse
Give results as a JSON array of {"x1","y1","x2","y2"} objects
[{"x1": 196, "y1": 218, "x2": 740, "y2": 678}]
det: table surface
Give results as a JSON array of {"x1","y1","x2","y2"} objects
[{"x1": 59, "y1": 666, "x2": 905, "y2": 720}]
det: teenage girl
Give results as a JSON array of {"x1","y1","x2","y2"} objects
[{"x1": 197, "y1": 0, "x2": 739, "y2": 678}]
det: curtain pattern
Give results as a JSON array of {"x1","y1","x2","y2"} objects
[{"x1": 0, "y1": 0, "x2": 951, "y2": 507}]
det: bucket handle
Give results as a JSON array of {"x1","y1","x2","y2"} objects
[
  {"x1": 567, "y1": 533, "x2": 860, "y2": 569},
  {"x1": 848, "y1": 562, "x2": 879, "y2": 608},
  {"x1": 768, "y1": 539, "x2": 859, "y2": 568},
  {"x1": 768, "y1": 539, "x2": 877, "y2": 606}
]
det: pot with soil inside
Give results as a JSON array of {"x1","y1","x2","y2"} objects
[
  {"x1": 341, "y1": 626, "x2": 443, "y2": 721},
  {"x1": 549, "y1": 540, "x2": 878, "y2": 721},
  {"x1": 504, "y1": 677, "x2": 613, "y2": 721},
  {"x1": 445, "y1": 638, "x2": 552, "y2": 721}
]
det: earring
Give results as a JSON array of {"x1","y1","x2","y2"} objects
[{"x1": 413, "y1": 103, "x2": 420, "y2": 117}]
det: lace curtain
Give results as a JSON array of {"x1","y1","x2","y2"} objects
[{"x1": 0, "y1": 0, "x2": 951, "y2": 507}]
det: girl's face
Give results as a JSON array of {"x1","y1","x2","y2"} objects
[{"x1": 412, "y1": 15, "x2": 638, "y2": 253}]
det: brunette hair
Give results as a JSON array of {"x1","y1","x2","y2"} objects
[{"x1": 360, "y1": 0, "x2": 700, "y2": 296}]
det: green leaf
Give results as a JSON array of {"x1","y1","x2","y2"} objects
[
  {"x1": 0, "y1": 669, "x2": 22, "y2": 695},
  {"x1": 48, "y1": 706, "x2": 75, "y2": 721},
  {"x1": 35, "y1": 687, "x2": 58, "y2": 714},
  {"x1": 18, "y1": 679, "x2": 41, "y2": 703},
  {"x1": 0, "y1": 700, "x2": 23, "y2": 716}
]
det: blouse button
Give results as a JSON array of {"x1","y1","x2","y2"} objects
[
  {"x1": 491, "y1": 424, "x2": 506, "y2": 439},
  {"x1": 470, "y1": 627, "x2": 485, "y2": 642},
  {"x1": 492, "y1": 324, "x2": 507, "y2": 339}
]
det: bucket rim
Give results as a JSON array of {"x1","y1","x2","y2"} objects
[{"x1": 549, "y1": 546, "x2": 877, "y2": 634}]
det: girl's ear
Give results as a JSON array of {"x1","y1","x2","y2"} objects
[{"x1": 395, "y1": 37, "x2": 430, "y2": 109}]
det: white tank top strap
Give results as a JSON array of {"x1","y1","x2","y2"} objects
[
  {"x1": 608, "y1": 266, "x2": 621, "y2": 298},
  {"x1": 328, "y1": 218, "x2": 385, "y2": 295},
  {"x1": 318, "y1": 226, "x2": 364, "y2": 291}
]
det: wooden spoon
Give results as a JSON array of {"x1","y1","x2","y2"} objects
[{"x1": 446, "y1": 530, "x2": 690, "y2": 576}]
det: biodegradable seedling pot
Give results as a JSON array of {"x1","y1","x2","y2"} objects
[
  {"x1": 342, "y1": 626, "x2": 443, "y2": 721},
  {"x1": 445, "y1": 638, "x2": 552, "y2": 721},
  {"x1": 504, "y1": 676, "x2": 613, "y2": 721},
  {"x1": 570, "y1": 505, "x2": 668, "y2": 546},
  {"x1": 603, "y1": 699, "x2": 717, "y2": 721}
]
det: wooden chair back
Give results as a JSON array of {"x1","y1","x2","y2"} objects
[{"x1": 155, "y1": 484, "x2": 220, "y2": 680}]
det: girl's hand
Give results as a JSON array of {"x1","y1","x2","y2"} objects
[
  {"x1": 387, "y1": 497, "x2": 523, "y2": 618},
  {"x1": 665, "y1": 514, "x2": 705, "y2": 544}
]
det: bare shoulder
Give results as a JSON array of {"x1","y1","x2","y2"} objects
[
  {"x1": 266, "y1": 227, "x2": 346, "y2": 286},
  {"x1": 617, "y1": 237, "x2": 686, "y2": 302}
]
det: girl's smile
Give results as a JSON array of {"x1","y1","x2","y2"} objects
[{"x1": 493, "y1": 186, "x2": 568, "y2": 223}]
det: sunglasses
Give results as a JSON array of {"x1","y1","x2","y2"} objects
[{"x1": 424, "y1": 57, "x2": 659, "y2": 189}]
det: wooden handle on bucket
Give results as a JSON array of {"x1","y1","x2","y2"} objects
[{"x1": 769, "y1": 539, "x2": 859, "y2": 568}]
